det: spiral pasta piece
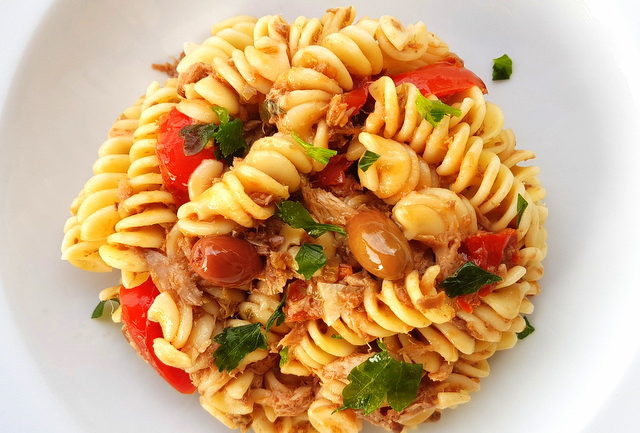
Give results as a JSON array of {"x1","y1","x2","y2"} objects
[
  {"x1": 98, "y1": 79, "x2": 179, "y2": 288},
  {"x1": 61, "y1": 97, "x2": 142, "y2": 272},
  {"x1": 355, "y1": 16, "x2": 451, "y2": 74},
  {"x1": 177, "y1": 16, "x2": 257, "y2": 74},
  {"x1": 354, "y1": 132, "x2": 431, "y2": 204},
  {"x1": 177, "y1": 133, "x2": 325, "y2": 236},
  {"x1": 392, "y1": 188, "x2": 478, "y2": 247}
]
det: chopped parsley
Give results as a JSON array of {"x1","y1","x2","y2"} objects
[
  {"x1": 276, "y1": 200, "x2": 346, "y2": 237},
  {"x1": 91, "y1": 298, "x2": 119, "y2": 319},
  {"x1": 415, "y1": 94, "x2": 462, "y2": 127},
  {"x1": 179, "y1": 106, "x2": 246, "y2": 160},
  {"x1": 331, "y1": 334, "x2": 344, "y2": 340},
  {"x1": 265, "y1": 296, "x2": 286, "y2": 332},
  {"x1": 213, "y1": 323, "x2": 267, "y2": 372},
  {"x1": 439, "y1": 262, "x2": 502, "y2": 298},
  {"x1": 279, "y1": 347, "x2": 289, "y2": 368},
  {"x1": 295, "y1": 243, "x2": 327, "y2": 280},
  {"x1": 516, "y1": 193, "x2": 528, "y2": 227},
  {"x1": 492, "y1": 54, "x2": 513, "y2": 80},
  {"x1": 517, "y1": 316, "x2": 535, "y2": 340},
  {"x1": 339, "y1": 341, "x2": 422, "y2": 414},
  {"x1": 292, "y1": 132, "x2": 337, "y2": 165},
  {"x1": 358, "y1": 150, "x2": 380, "y2": 172}
]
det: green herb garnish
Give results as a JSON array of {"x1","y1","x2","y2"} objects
[
  {"x1": 517, "y1": 316, "x2": 535, "y2": 340},
  {"x1": 492, "y1": 54, "x2": 513, "y2": 80},
  {"x1": 292, "y1": 132, "x2": 337, "y2": 165},
  {"x1": 331, "y1": 334, "x2": 344, "y2": 339},
  {"x1": 276, "y1": 200, "x2": 346, "y2": 237},
  {"x1": 179, "y1": 106, "x2": 246, "y2": 160},
  {"x1": 265, "y1": 296, "x2": 286, "y2": 332},
  {"x1": 295, "y1": 243, "x2": 327, "y2": 280},
  {"x1": 213, "y1": 323, "x2": 267, "y2": 372},
  {"x1": 339, "y1": 341, "x2": 422, "y2": 414},
  {"x1": 211, "y1": 106, "x2": 246, "y2": 159},
  {"x1": 279, "y1": 347, "x2": 289, "y2": 368},
  {"x1": 91, "y1": 299, "x2": 119, "y2": 319},
  {"x1": 416, "y1": 94, "x2": 462, "y2": 127},
  {"x1": 439, "y1": 262, "x2": 502, "y2": 298},
  {"x1": 358, "y1": 150, "x2": 380, "y2": 172},
  {"x1": 516, "y1": 193, "x2": 528, "y2": 227}
]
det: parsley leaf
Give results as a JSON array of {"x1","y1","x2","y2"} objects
[
  {"x1": 517, "y1": 316, "x2": 535, "y2": 340},
  {"x1": 179, "y1": 106, "x2": 246, "y2": 160},
  {"x1": 91, "y1": 299, "x2": 119, "y2": 319},
  {"x1": 213, "y1": 323, "x2": 267, "y2": 372},
  {"x1": 492, "y1": 54, "x2": 513, "y2": 80},
  {"x1": 180, "y1": 123, "x2": 217, "y2": 156},
  {"x1": 439, "y1": 262, "x2": 502, "y2": 298},
  {"x1": 279, "y1": 347, "x2": 289, "y2": 368},
  {"x1": 331, "y1": 334, "x2": 344, "y2": 339},
  {"x1": 416, "y1": 94, "x2": 462, "y2": 127},
  {"x1": 358, "y1": 150, "x2": 380, "y2": 172},
  {"x1": 295, "y1": 243, "x2": 327, "y2": 280},
  {"x1": 266, "y1": 296, "x2": 286, "y2": 332},
  {"x1": 276, "y1": 200, "x2": 346, "y2": 237},
  {"x1": 516, "y1": 193, "x2": 528, "y2": 227},
  {"x1": 213, "y1": 107, "x2": 246, "y2": 159},
  {"x1": 340, "y1": 345, "x2": 422, "y2": 414},
  {"x1": 292, "y1": 132, "x2": 337, "y2": 165}
]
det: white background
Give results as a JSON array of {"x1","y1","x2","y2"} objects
[{"x1": 1, "y1": 1, "x2": 639, "y2": 432}]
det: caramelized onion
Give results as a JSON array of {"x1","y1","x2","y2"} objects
[{"x1": 347, "y1": 210, "x2": 413, "y2": 280}]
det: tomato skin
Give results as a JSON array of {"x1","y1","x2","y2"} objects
[
  {"x1": 391, "y1": 61, "x2": 487, "y2": 98},
  {"x1": 119, "y1": 279, "x2": 196, "y2": 394},
  {"x1": 342, "y1": 86, "x2": 369, "y2": 113},
  {"x1": 461, "y1": 229, "x2": 518, "y2": 272},
  {"x1": 157, "y1": 108, "x2": 215, "y2": 206},
  {"x1": 316, "y1": 155, "x2": 355, "y2": 188},
  {"x1": 284, "y1": 280, "x2": 322, "y2": 322},
  {"x1": 190, "y1": 235, "x2": 263, "y2": 287}
]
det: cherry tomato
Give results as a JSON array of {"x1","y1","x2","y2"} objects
[
  {"x1": 316, "y1": 155, "x2": 355, "y2": 188},
  {"x1": 391, "y1": 61, "x2": 487, "y2": 98},
  {"x1": 157, "y1": 108, "x2": 215, "y2": 206},
  {"x1": 461, "y1": 229, "x2": 518, "y2": 271},
  {"x1": 190, "y1": 235, "x2": 263, "y2": 287},
  {"x1": 119, "y1": 279, "x2": 195, "y2": 394},
  {"x1": 347, "y1": 210, "x2": 413, "y2": 280}
]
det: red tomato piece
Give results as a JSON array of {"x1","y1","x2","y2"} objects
[
  {"x1": 316, "y1": 155, "x2": 355, "y2": 188},
  {"x1": 391, "y1": 61, "x2": 487, "y2": 98},
  {"x1": 456, "y1": 297, "x2": 474, "y2": 314},
  {"x1": 119, "y1": 279, "x2": 196, "y2": 394},
  {"x1": 462, "y1": 229, "x2": 518, "y2": 271},
  {"x1": 337, "y1": 264, "x2": 353, "y2": 281},
  {"x1": 342, "y1": 86, "x2": 369, "y2": 113},
  {"x1": 284, "y1": 280, "x2": 322, "y2": 322},
  {"x1": 156, "y1": 108, "x2": 215, "y2": 206}
]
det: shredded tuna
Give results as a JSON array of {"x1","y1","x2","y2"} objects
[
  {"x1": 259, "y1": 385, "x2": 315, "y2": 417},
  {"x1": 316, "y1": 282, "x2": 345, "y2": 325},
  {"x1": 300, "y1": 181, "x2": 358, "y2": 226},
  {"x1": 258, "y1": 251, "x2": 296, "y2": 295},
  {"x1": 145, "y1": 250, "x2": 204, "y2": 305},
  {"x1": 416, "y1": 291, "x2": 447, "y2": 311},
  {"x1": 278, "y1": 323, "x2": 308, "y2": 347},
  {"x1": 247, "y1": 354, "x2": 279, "y2": 376},
  {"x1": 326, "y1": 94, "x2": 351, "y2": 128},
  {"x1": 339, "y1": 271, "x2": 375, "y2": 309},
  {"x1": 434, "y1": 239, "x2": 464, "y2": 278},
  {"x1": 177, "y1": 62, "x2": 213, "y2": 96},
  {"x1": 151, "y1": 53, "x2": 183, "y2": 77},
  {"x1": 249, "y1": 192, "x2": 276, "y2": 207},
  {"x1": 318, "y1": 353, "x2": 371, "y2": 382},
  {"x1": 285, "y1": 280, "x2": 324, "y2": 322},
  {"x1": 428, "y1": 362, "x2": 453, "y2": 382}
]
